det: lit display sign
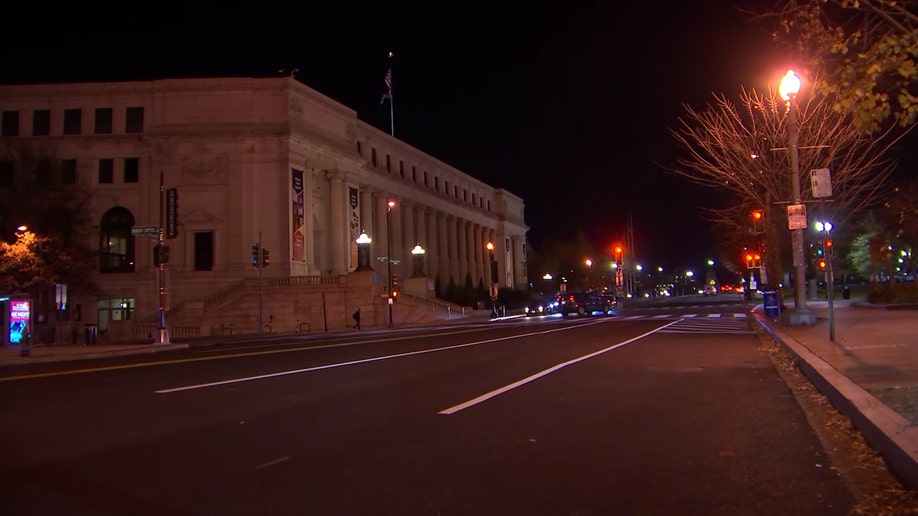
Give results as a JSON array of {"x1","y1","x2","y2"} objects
[{"x1": 9, "y1": 300, "x2": 30, "y2": 344}]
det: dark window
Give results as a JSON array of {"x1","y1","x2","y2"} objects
[
  {"x1": 94, "y1": 108, "x2": 113, "y2": 134},
  {"x1": 125, "y1": 107, "x2": 144, "y2": 133},
  {"x1": 371, "y1": 149, "x2": 377, "y2": 167},
  {"x1": 32, "y1": 109, "x2": 50, "y2": 136},
  {"x1": 194, "y1": 231, "x2": 214, "y2": 271},
  {"x1": 0, "y1": 161, "x2": 13, "y2": 187},
  {"x1": 356, "y1": 141, "x2": 362, "y2": 156},
  {"x1": 386, "y1": 155, "x2": 391, "y2": 172},
  {"x1": 99, "y1": 159, "x2": 114, "y2": 183},
  {"x1": 36, "y1": 160, "x2": 52, "y2": 186},
  {"x1": 99, "y1": 206, "x2": 136, "y2": 273},
  {"x1": 2, "y1": 111, "x2": 19, "y2": 137},
  {"x1": 124, "y1": 157, "x2": 139, "y2": 183},
  {"x1": 424, "y1": 171, "x2": 428, "y2": 187},
  {"x1": 63, "y1": 109, "x2": 81, "y2": 135},
  {"x1": 61, "y1": 159, "x2": 77, "y2": 185}
]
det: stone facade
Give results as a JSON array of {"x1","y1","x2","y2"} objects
[{"x1": 0, "y1": 77, "x2": 528, "y2": 339}]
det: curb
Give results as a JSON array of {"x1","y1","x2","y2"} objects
[{"x1": 753, "y1": 314, "x2": 918, "y2": 489}]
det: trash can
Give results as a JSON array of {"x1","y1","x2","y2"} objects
[
  {"x1": 83, "y1": 324, "x2": 98, "y2": 345},
  {"x1": 20, "y1": 333, "x2": 31, "y2": 356},
  {"x1": 763, "y1": 290, "x2": 781, "y2": 318},
  {"x1": 842, "y1": 286, "x2": 850, "y2": 300}
]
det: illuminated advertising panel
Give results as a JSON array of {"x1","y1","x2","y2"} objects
[{"x1": 9, "y1": 299, "x2": 30, "y2": 344}]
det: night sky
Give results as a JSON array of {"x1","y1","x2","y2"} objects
[{"x1": 3, "y1": 1, "x2": 821, "y2": 271}]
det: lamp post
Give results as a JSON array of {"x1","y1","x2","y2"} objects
[
  {"x1": 779, "y1": 70, "x2": 816, "y2": 325},
  {"x1": 816, "y1": 220, "x2": 836, "y2": 340},
  {"x1": 487, "y1": 241, "x2": 498, "y2": 318},
  {"x1": 410, "y1": 243, "x2": 426, "y2": 277},
  {"x1": 355, "y1": 231, "x2": 373, "y2": 271},
  {"x1": 386, "y1": 200, "x2": 395, "y2": 327},
  {"x1": 585, "y1": 258, "x2": 593, "y2": 290}
]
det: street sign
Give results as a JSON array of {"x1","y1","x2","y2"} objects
[
  {"x1": 131, "y1": 225, "x2": 159, "y2": 235},
  {"x1": 787, "y1": 204, "x2": 807, "y2": 230},
  {"x1": 811, "y1": 168, "x2": 832, "y2": 198}
]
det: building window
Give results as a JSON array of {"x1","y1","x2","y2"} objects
[
  {"x1": 399, "y1": 160, "x2": 404, "y2": 178},
  {"x1": 0, "y1": 161, "x2": 13, "y2": 187},
  {"x1": 32, "y1": 109, "x2": 50, "y2": 136},
  {"x1": 435, "y1": 177, "x2": 439, "y2": 191},
  {"x1": 124, "y1": 158, "x2": 139, "y2": 183},
  {"x1": 194, "y1": 231, "x2": 214, "y2": 271},
  {"x1": 99, "y1": 206, "x2": 135, "y2": 273},
  {"x1": 464, "y1": 189, "x2": 468, "y2": 202},
  {"x1": 412, "y1": 166, "x2": 417, "y2": 183},
  {"x1": 36, "y1": 160, "x2": 52, "y2": 186},
  {"x1": 356, "y1": 141, "x2": 362, "y2": 156},
  {"x1": 62, "y1": 159, "x2": 77, "y2": 185},
  {"x1": 371, "y1": 148, "x2": 377, "y2": 167},
  {"x1": 98, "y1": 159, "x2": 114, "y2": 183},
  {"x1": 444, "y1": 180, "x2": 450, "y2": 196},
  {"x1": 386, "y1": 155, "x2": 391, "y2": 172},
  {"x1": 94, "y1": 108, "x2": 113, "y2": 134},
  {"x1": 63, "y1": 109, "x2": 81, "y2": 135},
  {"x1": 98, "y1": 298, "x2": 135, "y2": 322},
  {"x1": 125, "y1": 107, "x2": 144, "y2": 133},
  {"x1": 2, "y1": 111, "x2": 19, "y2": 137},
  {"x1": 424, "y1": 171, "x2": 428, "y2": 187}
]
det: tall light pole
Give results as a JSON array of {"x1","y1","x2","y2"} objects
[
  {"x1": 779, "y1": 70, "x2": 816, "y2": 325},
  {"x1": 487, "y1": 241, "x2": 498, "y2": 318},
  {"x1": 386, "y1": 200, "x2": 395, "y2": 327}
]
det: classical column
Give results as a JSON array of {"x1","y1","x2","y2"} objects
[
  {"x1": 437, "y1": 212, "x2": 449, "y2": 288},
  {"x1": 457, "y1": 218, "x2": 468, "y2": 285},
  {"x1": 391, "y1": 198, "x2": 404, "y2": 281},
  {"x1": 447, "y1": 216, "x2": 460, "y2": 284},
  {"x1": 304, "y1": 168, "x2": 316, "y2": 274},
  {"x1": 511, "y1": 235, "x2": 525, "y2": 290},
  {"x1": 402, "y1": 201, "x2": 416, "y2": 281},
  {"x1": 359, "y1": 190, "x2": 374, "y2": 237},
  {"x1": 328, "y1": 171, "x2": 347, "y2": 274},
  {"x1": 473, "y1": 225, "x2": 483, "y2": 288}
]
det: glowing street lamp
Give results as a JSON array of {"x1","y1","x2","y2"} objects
[
  {"x1": 487, "y1": 242, "x2": 498, "y2": 318},
  {"x1": 780, "y1": 69, "x2": 816, "y2": 325}
]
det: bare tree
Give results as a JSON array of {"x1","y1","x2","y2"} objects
[{"x1": 667, "y1": 81, "x2": 904, "y2": 287}]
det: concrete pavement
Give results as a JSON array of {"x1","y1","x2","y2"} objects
[{"x1": 2, "y1": 298, "x2": 916, "y2": 487}]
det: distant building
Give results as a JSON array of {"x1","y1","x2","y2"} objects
[{"x1": 0, "y1": 77, "x2": 528, "y2": 338}]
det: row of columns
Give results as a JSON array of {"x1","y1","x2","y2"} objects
[{"x1": 310, "y1": 168, "x2": 523, "y2": 292}]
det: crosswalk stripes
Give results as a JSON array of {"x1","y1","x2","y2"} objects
[{"x1": 655, "y1": 314, "x2": 754, "y2": 335}]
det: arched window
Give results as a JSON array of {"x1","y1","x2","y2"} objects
[{"x1": 99, "y1": 207, "x2": 135, "y2": 273}]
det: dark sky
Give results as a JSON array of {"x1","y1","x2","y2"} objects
[{"x1": 3, "y1": 1, "x2": 797, "y2": 271}]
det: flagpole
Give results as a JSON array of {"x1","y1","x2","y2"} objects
[{"x1": 387, "y1": 51, "x2": 394, "y2": 136}]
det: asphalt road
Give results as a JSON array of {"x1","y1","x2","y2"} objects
[{"x1": 0, "y1": 298, "x2": 855, "y2": 515}]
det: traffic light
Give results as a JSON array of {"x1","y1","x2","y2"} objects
[
  {"x1": 824, "y1": 239, "x2": 834, "y2": 257},
  {"x1": 752, "y1": 210, "x2": 764, "y2": 234},
  {"x1": 613, "y1": 245, "x2": 624, "y2": 265},
  {"x1": 817, "y1": 258, "x2": 828, "y2": 271},
  {"x1": 154, "y1": 244, "x2": 170, "y2": 266},
  {"x1": 251, "y1": 244, "x2": 260, "y2": 267},
  {"x1": 745, "y1": 252, "x2": 755, "y2": 269},
  {"x1": 391, "y1": 289, "x2": 399, "y2": 301},
  {"x1": 262, "y1": 248, "x2": 270, "y2": 266},
  {"x1": 753, "y1": 253, "x2": 762, "y2": 268}
]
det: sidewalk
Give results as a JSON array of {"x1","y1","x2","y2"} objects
[{"x1": 752, "y1": 299, "x2": 918, "y2": 489}]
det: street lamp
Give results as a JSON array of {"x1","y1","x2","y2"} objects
[
  {"x1": 410, "y1": 243, "x2": 426, "y2": 277},
  {"x1": 780, "y1": 69, "x2": 816, "y2": 325},
  {"x1": 386, "y1": 200, "x2": 396, "y2": 327},
  {"x1": 487, "y1": 241, "x2": 498, "y2": 318},
  {"x1": 355, "y1": 231, "x2": 373, "y2": 271}
]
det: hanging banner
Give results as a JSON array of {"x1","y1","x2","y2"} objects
[
  {"x1": 349, "y1": 187, "x2": 360, "y2": 269},
  {"x1": 292, "y1": 169, "x2": 305, "y2": 261}
]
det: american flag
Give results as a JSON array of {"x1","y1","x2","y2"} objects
[{"x1": 380, "y1": 66, "x2": 393, "y2": 105}]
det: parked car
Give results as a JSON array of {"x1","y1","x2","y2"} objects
[
  {"x1": 557, "y1": 292, "x2": 614, "y2": 317},
  {"x1": 703, "y1": 285, "x2": 717, "y2": 296},
  {"x1": 525, "y1": 294, "x2": 559, "y2": 316}
]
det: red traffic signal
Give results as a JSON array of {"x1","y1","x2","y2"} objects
[
  {"x1": 744, "y1": 252, "x2": 755, "y2": 269},
  {"x1": 751, "y1": 210, "x2": 764, "y2": 221},
  {"x1": 824, "y1": 239, "x2": 834, "y2": 256}
]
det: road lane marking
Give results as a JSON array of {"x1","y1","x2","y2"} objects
[
  {"x1": 155, "y1": 321, "x2": 609, "y2": 394},
  {"x1": 438, "y1": 320, "x2": 680, "y2": 415},
  {"x1": 255, "y1": 456, "x2": 290, "y2": 470},
  {"x1": 0, "y1": 326, "x2": 501, "y2": 383}
]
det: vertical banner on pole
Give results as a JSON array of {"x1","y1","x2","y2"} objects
[
  {"x1": 349, "y1": 187, "x2": 360, "y2": 270},
  {"x1": 292, "y1": 169, "x2": 305, "y2": 261}
]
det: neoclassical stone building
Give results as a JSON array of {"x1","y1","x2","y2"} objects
[{"x1": 0, "y1": 77, "x2": 528, "y2": 338}]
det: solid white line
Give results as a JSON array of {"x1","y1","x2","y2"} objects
[
  {"x1": 155, "y1": 321, "x2": 607, "y2": 394},
  {"x1": 438, "y1": 320, "x2": 680, "y2": 415},
  {"x1": 255, "y1": 456, "x2": 290, "y2": 470}
]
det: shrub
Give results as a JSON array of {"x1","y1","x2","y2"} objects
[{"x1": 866, "y1": 284, "x2": 918, "y2": 304}]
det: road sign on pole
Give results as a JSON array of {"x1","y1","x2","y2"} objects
[
  {"x1": 811, "y1": 168, "x2": 832, "y2": 198},
  {"x1": 787, "y1": 204, "x2": 807, "y2": 230},
  {"x1": 131, "y1": 225, "x2": 160, "y2": 235}
]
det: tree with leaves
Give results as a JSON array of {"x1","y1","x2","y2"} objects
[
  {"x1": 0, "y1": 144, "x2": 99, "y2": 320},
  {"x1": 668, "y1": 80, "x2": 906, "y2": 289},
  {"x1": 758, "y1": 0, "x2": 918, "y2": 134}
]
